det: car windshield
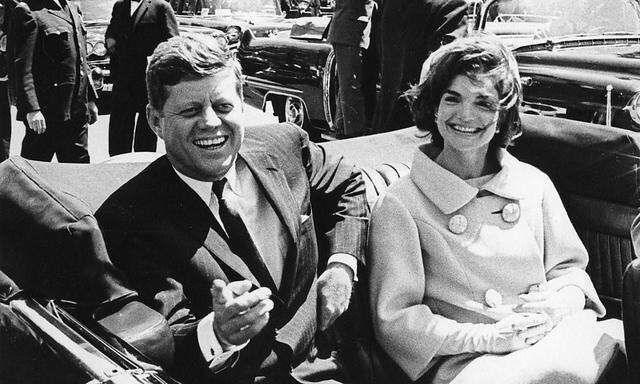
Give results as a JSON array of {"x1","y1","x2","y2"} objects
[
  {"x1": 75, "y1": 0, "x2": 117, "y2": 21},
  {"x1": 483, "y1": 0, "x2": 640, "y2": 42}
]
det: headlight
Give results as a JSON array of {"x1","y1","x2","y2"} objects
[
  {"x1": 87, "y1": 42, "x2": 94, "y2": 56},
  {"x1": 298, "y1": 0, "x2": 310, "y2": 11},
  {"x1": 625, "y1": 92, "x2": 640, "y2": 126},
  {"x1": 225, "y1": 26, "x2": 242, "y2": 45},
  {"x1": 92, "y1": 41, "x2": 107, "y2": 57}
]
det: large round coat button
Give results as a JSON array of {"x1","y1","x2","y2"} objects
[
  {"x1": 501, "y1": 202, "x2": 520, "y2": 223},
  {"x1": 485, "y1": 289, "x2": 503, "y2": 308},
  {"x1": 448, "y1": 214, "x2": 468, "y2": 234}
]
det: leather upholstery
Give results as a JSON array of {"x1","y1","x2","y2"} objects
[
  {"x1": 624, "y1": 258, "x2": 640, "y2": 383},
  {"x1": 0, "y1": 156, "x2": 174, "y2": 367}
]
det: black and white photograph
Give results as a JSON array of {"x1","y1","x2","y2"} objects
[{"x1": 0, "y1": 0, "x2": 637, "y2": 383}]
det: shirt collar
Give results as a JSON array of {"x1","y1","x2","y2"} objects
[
  {"x1": 172, "y1": 157, "x2": 240, "y2": 205},
  {"x1": 410, "y1": 146, "x2": 527, "y2": 214}
]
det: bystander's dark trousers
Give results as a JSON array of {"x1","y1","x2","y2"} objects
[
  {"x1": 108, "y1": 97, "x2": 156, "y2": 156},
  {"x1": 0, "y1": 80, "x2": 10, "y2": 161},
  {"x1": 332, "y1": 43, "x2": 366, "y2": 138},
  {"x1": 21, "y1": 115, "x2": 89, "y2": 163}
]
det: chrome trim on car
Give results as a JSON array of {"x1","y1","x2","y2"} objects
[
  {"x1": 322, "y1": 49, "x2": 335, "y2": 129},
  {"x1": 244, "y1": 76, "x2": 304, "y2": 96}
]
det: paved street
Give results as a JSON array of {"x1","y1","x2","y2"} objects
[{"x1": 8, "y1": 103, "x2": 277, "y2": 163}]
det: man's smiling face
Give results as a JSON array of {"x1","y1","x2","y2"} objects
[{"x1": 148, "y1": 70, "x2": 244, "y2": 181}]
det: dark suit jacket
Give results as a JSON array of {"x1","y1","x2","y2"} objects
[
  {"x1": 10, "y1": 0, "x2": 97, "y2": 122},
  {"x1": 372, "y1": 0, "x2": 467, "y2": 133},
  {"x1": 327, "y1": 0, "x2": 369, "y2": 47},
  {"x1": 105, "y1": 0, "x2": 178, "y2": 104},
  {"x1": 95, "y1": 123, "x2": 368, "y2": 383}
]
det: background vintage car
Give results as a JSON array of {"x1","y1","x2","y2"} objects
[
  {"x1": 240, "y1": 0, "x2": 640, "y2": 139},
  {"x1": 83, "y1": 0, "x2": 295, "y2": 113},
  {"x1": 239, "y1": 16, "x2": 339, "y2": 139},
  {"x1": 479, "y1": 0, "x2": 640, "y2": 132}
]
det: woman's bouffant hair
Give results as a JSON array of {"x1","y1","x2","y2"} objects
[
  {"x1": 404, "y1": 33, "x2": 522, "y2": 148},
  {"x1": 146, "y1": 34, "x2": 243, "y2": 111}
]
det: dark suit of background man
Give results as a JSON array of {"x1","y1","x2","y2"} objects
[
  {"x1": 105, "y1": 0, "x2": 178, "y2": 156},
  {"x1": 10, "y1": 0, "x2": 98, "y2": 163},
  {"x1": 327, "y1": 0, "x2": 375, "y2": 138},
  {"x1": 0, "y1": 0, "x2": 16, "y2": 161},
  {"x1": 371, "y1": 0, "x2": 467, "y2": 133},
  {"x1": 96, "y1": 34, "x2": 368, "y2": 383}
]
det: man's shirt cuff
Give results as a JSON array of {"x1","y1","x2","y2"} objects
[
  {"x1": 196, "y1": 312, "x2": 247, "y2": 371},
  {"x1": 328, "y1": 253, "x2": 358, "y2": 281}
]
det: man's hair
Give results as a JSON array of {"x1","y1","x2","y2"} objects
[
  {"x1": 146, "y1": 34, "x2": 243, "y2": 110},
  {"x1": 405, "y1": 33, "x2": 522, "y2": 148}
]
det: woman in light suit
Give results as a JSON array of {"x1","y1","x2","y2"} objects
[{"x1": 367, "y1": 34, "x2": 623, "y2": 383}]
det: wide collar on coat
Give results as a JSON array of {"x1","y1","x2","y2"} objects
[
  {"x1": 151, "y1": 149, "x2": 300, "y2": 300},
  {"x1": 130, "y1": 0, "x2": 151, "y2": 29},
  {"x1": 44, "y1": 0, "x2": 79, "y2": 26},
  {"x1": 410, "y1": 145, "x2": 529, "y2": 214}
]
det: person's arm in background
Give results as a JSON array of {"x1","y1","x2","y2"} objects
[
  {"x1": 104, "y1": 1, "x2": 120, "y2": 54},
  {"x1": 75, "y1": 3, "x2": 98, "y2": 123},
  {"x1": 160, "y1": 0, "x2": 179, "y2": 39},
  {"x1": 10, "y1": 3, "x2": 46, "y2": 133}
]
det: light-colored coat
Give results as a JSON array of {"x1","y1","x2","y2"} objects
[{"x1": 368, "y1": 146, "x2": 608, "y2": 382}]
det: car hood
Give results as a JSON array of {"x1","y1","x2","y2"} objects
[
  {"x1": 176, "y1": 14, "x2": 291, "y2": 31},
  {"x1": 515, "y1": 38, "x2": 640, "y2": 76},
  {"x1": 84, "y1": 20, "x2": 108, "y2": 44},
  {"x1": 513, "y1": 35, "x2": 640, "y2": 54}
]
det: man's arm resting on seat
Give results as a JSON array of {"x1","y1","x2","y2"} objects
[{"x1": 317, "y1": 254, "x2": 357, "y2": 330}]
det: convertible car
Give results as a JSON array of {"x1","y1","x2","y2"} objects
[
  {"x1": 1, "y1": 113, "x2": 639, "y2": 383},
  {"x1": 84, "y1": 0, "x2": 297, "y2": 113},
  {"x1": 239, "y1": 0, "x2": 640, "y2": 138}
]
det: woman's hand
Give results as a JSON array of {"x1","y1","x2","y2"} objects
[
  {"x1": 515, "y1": 284, "x2": 586, "y2": 326},
  {"x1": 483, "y1": 313, "x2": 552, "y2": 353}
]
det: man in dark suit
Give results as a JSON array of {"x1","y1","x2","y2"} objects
[
  {"x1": 371, "y1": 0, "x2": 468, "y2": 133},
  {"x1": 327, "y1": 0, "x2": 375, "y2": 138},
  {"x1": 10, "y1": 0, "x2": 98, "y2": 163},
  {"x1": 0, "y1": 0, "x2": 17, "y2": 161},
  {"x1": 105, "y1": 0, "x2": 178, "y2": 156},
  {"x1": 96, "y1": 34, "x2": 368, "y2": 383}
]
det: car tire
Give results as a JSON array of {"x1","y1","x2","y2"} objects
[{"x1": 272, "y1": 96, "x2": 319, "y2": 140}]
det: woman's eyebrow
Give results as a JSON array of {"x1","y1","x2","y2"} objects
[{"x1": 442, "y1": 89, "x2": 460, "y2": 97}]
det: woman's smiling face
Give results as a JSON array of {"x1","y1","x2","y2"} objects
[{"x1": 436, "y1": 74, "x2": 500, "y2": 155}]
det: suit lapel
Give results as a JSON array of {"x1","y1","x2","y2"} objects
[
  {"x1": 239, "y1": 150, "x2": 301, "y2": 301},
  {"x1": 240, "y1": 151, "x2": 299, "y2": 244},
  {"x1": 46, "y1": 0, "x2": 72, "y2": 24},
  {"x1": 156, "y1": 157, "x2": 261, "y2": 287},
  {"x1": 132, "y1": 0, "x2": 150, "y2": 29}
]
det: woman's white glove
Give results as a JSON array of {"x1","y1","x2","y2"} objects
[
  {"x1": 480, "y1": 313, "x2": 552, "y2": 354},
  {"x1": 515, "y1": 284, "x2": 586, "y2": 326}
]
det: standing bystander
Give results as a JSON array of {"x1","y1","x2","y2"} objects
[
  {"x1": 371, "y1": 0, "x2": 468, "y2": 133},
  {"x1": 327, "y1": 0, "x2": 375, "y2": 138},
  {"x1": 10, "y1": 0, "x2": 99, "y2": 163},
  {"x1": 0, "y1": 0, "x2": 14, "y2": 161},
  {"x1": 105, "y1": 0, "x2": 178, "y2": 156}
]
